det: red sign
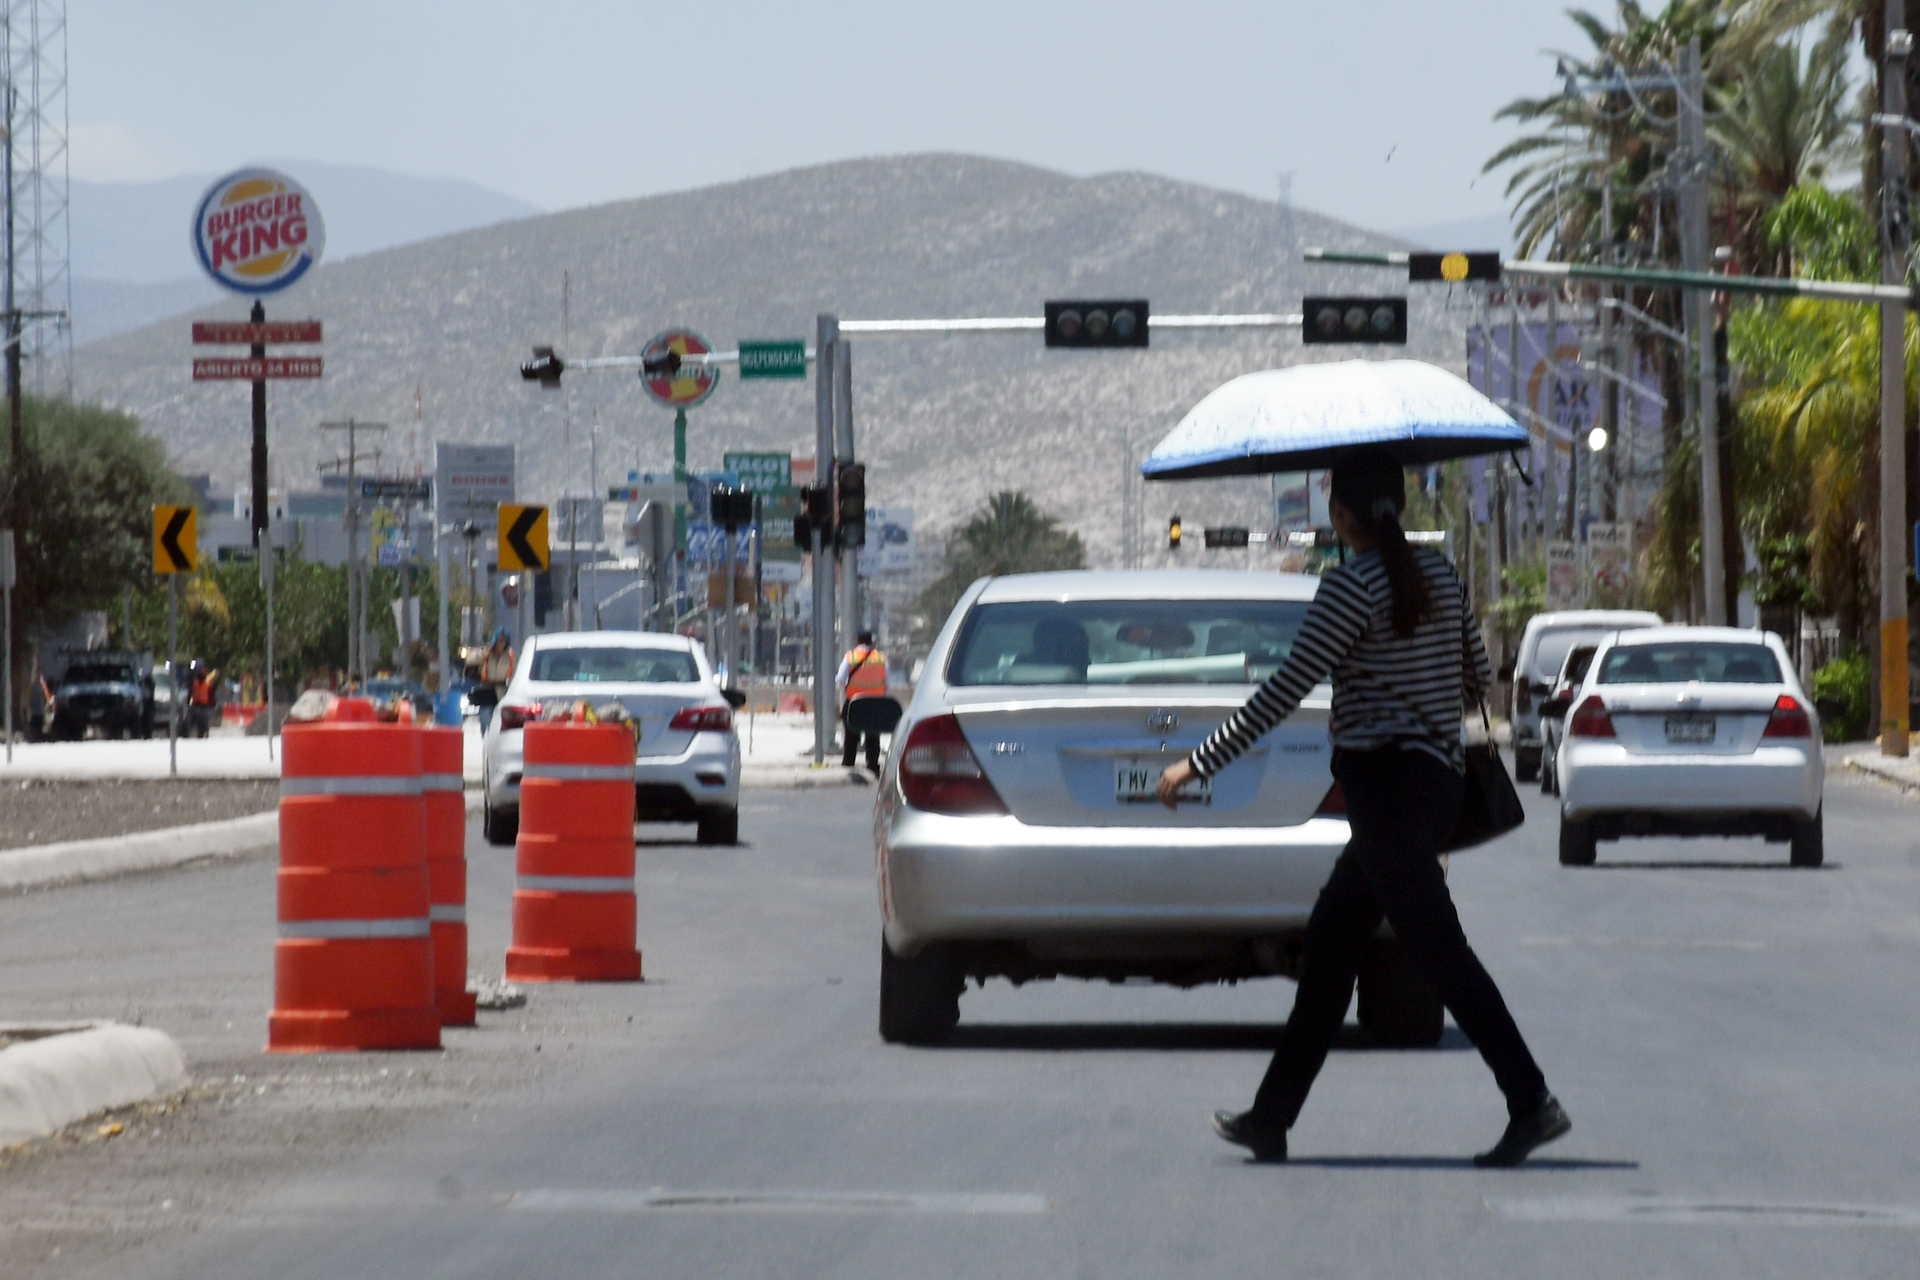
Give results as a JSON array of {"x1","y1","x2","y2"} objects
[
  {"x1": 642, "y1": 329, "x2": 719, "y2": 409},
  {"x1": 192, "y1": 357, "x2": 324, "y2": 381},
  {"x1": 191, "y1": 321, "x2": 322, "y2": 345}
]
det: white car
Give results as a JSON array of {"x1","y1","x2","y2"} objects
[
  {"x1": 480, "y1": 631, "x2": 743, "y2": 847},
  {"x1": 871, "y1": 569, "x2": 1444, "y2": 1047},
  {"x1": 1555, "y1": 626, "x2": 1824, "y2": 867},
  {"x1": 1507, "y1": 609, "x2": 1662, "y2": 782}
]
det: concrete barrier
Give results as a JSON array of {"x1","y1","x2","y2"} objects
[{"x1": 0, "y1": 1022, "x2": 188, "y2": 1146}]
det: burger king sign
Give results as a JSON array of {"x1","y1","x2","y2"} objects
[{"x1": 191, "y1": 167, "x2": 326, "y2": 295}]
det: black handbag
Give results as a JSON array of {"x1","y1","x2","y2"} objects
[{"x1": 1443, "y1": 702, "x2": 1525, "y2": 853}]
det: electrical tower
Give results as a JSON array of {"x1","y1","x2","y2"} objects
[{"x1": 3, "y1": 0, "x2": 70, "y2": 398}]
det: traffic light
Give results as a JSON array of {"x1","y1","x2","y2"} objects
[
  {"x1": 835, "y1": 462, "x2": 866, "y2": 551},
  {"x1": 798, "y1": 484, "x2": 833, "y2": 550},
  {"x1": 1169, "y1": 515, "x2": 1182, "y2": 550},
  {"x1": 1203, "y1": 526, "x2": 1251, "y2": 549},
  {"x1": 709, "y1": 485, "x2": 754, "y2": 531},
  {"x1": 520, "y1": 346, "x2": 565, "y2": 388},
  {"x1": 1407, "y1": 251, "x2": 1501, "y2": 283},
  {"x1": 1302, "y1": 297, "x2": 1407, "y2": 345},
  {"x1": 1045, "y1": 299, "x2": 1149, "y2": 349}
]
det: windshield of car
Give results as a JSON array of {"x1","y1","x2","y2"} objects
[
  {"x1": 530, "y1": 646, "x2": 701, "y2": 684},
  {"x1": 1531, "y1": 629, "x2": 1613, "y2": 681},
  {"x1": 948, "y1": 599, "x2": 1311, "y2": 686},
  {"x1": 1596, "y1": 641, "x2": 1782, "y2": 685},
  {"x1": 64, "y1": 663, "x2": 136, "y2": 684}
]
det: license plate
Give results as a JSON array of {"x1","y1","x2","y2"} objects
[
  {"x1": 1664, "y1": 715, "x2": 1715, "y2": 744},
  {"x1": 1115, "y1": 758, "x2": 1210, "y2": 805}
]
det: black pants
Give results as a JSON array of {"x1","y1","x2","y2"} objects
[
  {"x1": 841, "y1": 726, "x2": 881, "y2": 770},
  {"x1": 1251, "y1": 746, "x2": 1548, "y2": 1127}
]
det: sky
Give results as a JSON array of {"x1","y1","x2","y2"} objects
[{"x1": 67, "y1": 1, "x2": 1590, "y2": 237}]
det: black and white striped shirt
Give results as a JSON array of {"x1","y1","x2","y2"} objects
[{"x1": 1190, "y1": 547, "x2": 1491, "y2": 777}]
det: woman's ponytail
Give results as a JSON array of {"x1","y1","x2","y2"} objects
[{"x1": 1331, "y1": 450, "x2": 1431, "y2": 639}]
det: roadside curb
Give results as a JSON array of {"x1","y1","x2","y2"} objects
[
  {"x1": 0, "y1": 791, "x2": 486, "y2": 892},
  {"x1": 0, "y1": 1022, "x2": 188, "y2": 1147},
  {"x1": 1839, "y1": 747, "x2": 1920, "y2": 793},
  {"x1": 740, "y1": 765, "x2": 873, "y2": 791}
]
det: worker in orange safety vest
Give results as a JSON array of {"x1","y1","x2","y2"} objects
[{"x1": 836, "y1": 630, "x2": 888, "y2": 770}]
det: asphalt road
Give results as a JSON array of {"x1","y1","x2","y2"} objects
[{"x1": 3, "y1": 759, "x2": 1918, "y2": 1278}]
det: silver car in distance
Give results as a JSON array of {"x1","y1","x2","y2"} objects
[
  {"x1": 1555, "y1": 626, "x2": 1824, "y2": 867},
  {"x1": 872, "y1": 570, "x2": 1441, "y2": 1046}
]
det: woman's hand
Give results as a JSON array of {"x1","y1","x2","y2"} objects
[{"x1": 1156, "y1": 758, "x2": 1198, "y2": 810}]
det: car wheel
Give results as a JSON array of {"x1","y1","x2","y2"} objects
[
  {"x1": 1356, "y1": 938, "x2": 1445, "y2": 1048},
  {"x1": 696, "y1": 807, "x2": 739, "y2": 846},
  {"x1": 1513, "y1": 746, "x2": 1540, "y2": 783},
  {"x1": 1558, "y1": 815, "x2": 1597, "y2": 866},
  {"x1": 878, "y1": 938, "x2": 962, "y2": 1045},
  {"x1": 1790, "y1": 808, "x2": 1823, "y2": 868},
  {"x1": 483, "y1": 802, "x2": 518, "y2": 847},
  {"x1": 1539, "y1": 750, "x2": 1558, "y2": 796}
]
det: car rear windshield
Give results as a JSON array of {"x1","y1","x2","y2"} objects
[
  {"x1": 1596, "y1": 641, "x2": 1781, "y2": 685},
  {"x1": 1532, "y1": 629, "x2": 1613, "y2": 680},
  {"x1": 530, "y1": 647, "x2": 700, "y2": 684},
  {"x1": 948, "y1": 599, "x2": 1312, "y2": 686},
  {"x1": 64, "y1": 664, "x2": 136, "y2": 684}
]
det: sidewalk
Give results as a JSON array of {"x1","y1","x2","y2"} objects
[{"x1": 1834, "y1": 741, "x2": 1920, "y2": 793}]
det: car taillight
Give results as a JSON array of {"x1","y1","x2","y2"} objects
[
  {"x1": 670, "y1": 705, "x2": 733, "y2": 732},
  {"x1": 498, "y1": 702, "x2": 541, "y2": 730},
  {"x1": 1314, "y1": 781, "x2": 1346, "y2": 817},
  {"x1": 1567, "y1": 694, "x2": 1614, "y2": 738},
  {"x1": 898, "y1": 714, "x2": 1007, "y2": 816},
  {"x1": 1763, "y1": 693, "x2": 1813, "y2": 738}
]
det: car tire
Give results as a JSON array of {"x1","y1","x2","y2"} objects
[
  {"x1": 483, "y1": 802, "x2": 518, "y2": 847},
  {"x1": 878, "y1": 938, "x2": 962, "y2": 1045},
  {"x1": 696, "y1": 807, "x2": 739, "y2": 846},
  {"x1": 1558, "y1": 815, "x2": 1598, "y2": 866},
  {"x1": 1513, "y1": 746, "x2": 1540, "y2": 783},
  {"x1": 1356, "y1": 938, "x2": 1444, "y2": 1048},
  {"x1": 1539, "y1": 750, "x2": 1558, "y2": 796},
  {"x1": 1790, "y1": 808, "x2": 1823, "y2": 868}
]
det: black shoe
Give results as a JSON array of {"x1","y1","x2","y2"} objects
[
  {"x1": 1212, "y1": 1110, "x2": 1287, "y2": 1162},
  {"x1": 1473, "y1": 1095, "x2": 1571, "y2": 1168}
]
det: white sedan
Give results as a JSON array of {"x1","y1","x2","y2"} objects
[
  {"x1": 479, "y1": 631, "x2": 743, "y2": 847},
  {"x1": 1555, "y1": 626, "x2": 1823, "y2": 867}
]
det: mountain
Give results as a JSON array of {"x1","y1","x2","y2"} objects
[{"x1": 70, "y1": 153, "x2": 1468, "y2": 568}]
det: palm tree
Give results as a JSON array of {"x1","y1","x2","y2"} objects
[{"x1": 913, "y1": 492, "x2": 1086, "y2": 642}]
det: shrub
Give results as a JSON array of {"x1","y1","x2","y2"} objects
[{"x1": 1810, "y1": 651, "x2": 1870, "y2": 743}]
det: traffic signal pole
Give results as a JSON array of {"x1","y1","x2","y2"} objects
[
  {"x1": 1880, "y1": 4, "x2": 1911, "y2": 754},
  {"x1": 812, "y1": 313, "x2": 838, "y2": 766},
  {"x1": 834, "y1": 342, "x2": 857, "y2": 661}
]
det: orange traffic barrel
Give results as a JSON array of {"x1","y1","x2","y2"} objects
[
  {"x1": 270, "y1": 697, "x2": 440, "y2": 1051},
  {"x1": 423, "y1": 725, "x2": 476, "y2": 1027},
  {"x1": 505, "y1": 720, "x2": 642, "y2": 982}
]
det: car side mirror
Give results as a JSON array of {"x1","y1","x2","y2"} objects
[
  {"x1": 722, "y1": 687, "x2": 747, "y2": 710},
  {"x1": 467, "y1": 686, "x2": 498, "y2": 708}
]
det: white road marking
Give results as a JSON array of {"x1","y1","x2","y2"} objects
[
  {"x1": 1517, "y1": 935, "x2": 1768, "y2": 949},
  {"x1": 508, "y1": 1188, "x2": 1047, "y2": 1215},
  {"x1": 1493, "y1": 1197, "x2": 1920, "y2": 1229}
]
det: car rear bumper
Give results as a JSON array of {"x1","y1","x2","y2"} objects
[
  {"x1": 877, "y1": 806, "x2": 1349, "y2": 954},
  {"x1": 484, "y1": 728, "x2": 739, "y2": 818},
  {"x1": 1559, "y1": 741, "x2": 1822, "y2": 822}
]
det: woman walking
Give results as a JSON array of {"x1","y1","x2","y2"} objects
[{"x1": 1156, "y1": 448, "x2": 1568, "y2": 1167}]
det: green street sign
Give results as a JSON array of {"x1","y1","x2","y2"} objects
[{"x1": 738, "y1": 339, "x2": 807, "y2": 380}]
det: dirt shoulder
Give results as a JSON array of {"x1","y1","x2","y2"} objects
[{"x1": 0, "y1": 781, "x2": 279, "y2": 850}]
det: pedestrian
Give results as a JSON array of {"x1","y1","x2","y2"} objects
[
  {"x1": 836, "y1": 629, "x2": 888, "y2": 770},
  {"x1": 1156, "y1": 446, "x2": 1568, "y2": 1167},
  {"x1": 479, "y1": 627, "x2": 516, "y2": 732}
]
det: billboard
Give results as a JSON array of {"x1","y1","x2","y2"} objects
[
  {"x1": 859, "y1": 506, "x2": 914, "y2": 576},
  {"x1": 435, "y1": 443, "x2": 514, "y2": 524}
]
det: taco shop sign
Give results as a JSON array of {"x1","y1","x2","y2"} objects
[{"x1": 191, "y1": 167, "x2": 326, "y2": 295}]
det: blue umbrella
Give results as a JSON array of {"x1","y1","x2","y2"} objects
[{"x1": 1142, "y1": 359, "x2": 1530, "y2": 480}]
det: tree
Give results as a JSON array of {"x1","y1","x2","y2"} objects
[
  {"x1": 913, "y1": 492, "x2": 1086, "y2": 642},
  {"x1": 5, "y1": 393, "x2": 187, "y2": 717}
]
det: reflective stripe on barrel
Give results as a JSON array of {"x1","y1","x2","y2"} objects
[
  {"x1": 280, "y1": 775, "x2": 424, "y2": 796},
  {"x1": 278, "y1": 917, "x2": 432, "y2": 940},
  {"x1": 516, "y1": 874, "x2": 636, "y2": 894},
  {"x1": 422, "y1": 772, "x2": 463, "y2": 792},
  {"x1": 520, "y1": 763, "x2": 634, "y2": 782},
  {"x1": 429, "y1": 904, "x2": 467, "y2": 923}
]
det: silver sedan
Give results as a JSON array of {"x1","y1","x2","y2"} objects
[
  {"x1": 872, "y1": 569, "x2": 1441, "y2": 1046},
  {"x1": 1555, "y1": 626, "x2": 1824, "y2": 866}
]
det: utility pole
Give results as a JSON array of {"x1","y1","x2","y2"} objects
[
  {"x1": 1881, "y1": 4, "x2": 1912, "y2": 754},
  {"x1": 321, "y1": 419, "x2": 386, "y2": 683},
  {"x1": 1678, "y1": 37, "x2": 1727, "y2": 625},
  {"x1": 812, "y1": 313, "x2": 837, "y2": 765},
  {"x1": 834, "y1": 341, "x2": 857, "y2": 660}
]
